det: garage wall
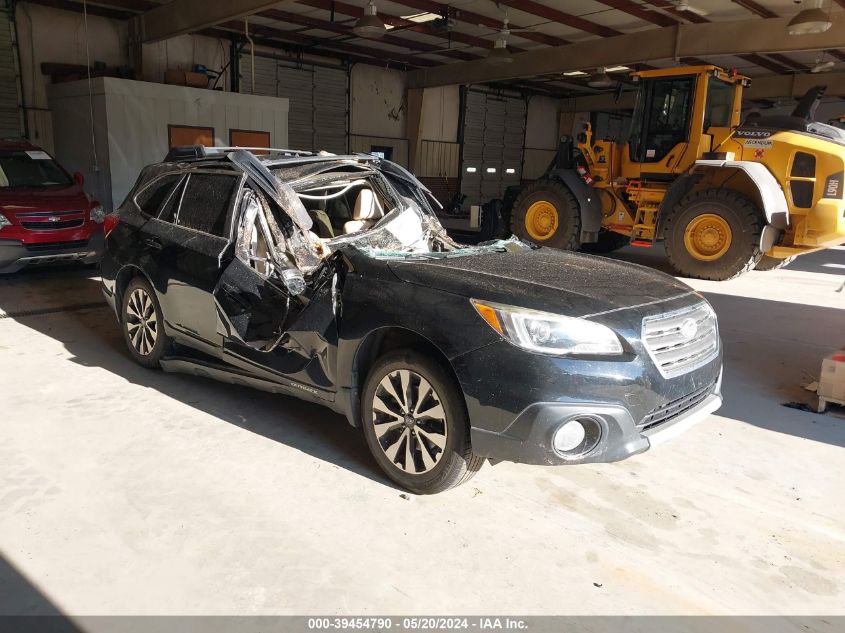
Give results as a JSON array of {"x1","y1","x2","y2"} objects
[
  {"x1": 15, "y1": 3, "x2": 231, "y2": 153},
  {"x1": 415, "y1": 85, "x2": 460, "y2": 179},
  {"x1": 15, "y1": 2, "x2": 127, "y2": 152},
  {"x1": 350, "y1": 64, "x2": 407, "y2": 164},
  {"x1": 0, "y1": 7, "x2": 23, "y2": 138},
  {"x1": 141, "y1": 34, "x2": 229, "y2": 89}
]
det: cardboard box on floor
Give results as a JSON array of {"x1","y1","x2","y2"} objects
[{"x1": 819, "y1": 350, "x2": 845, "y2": 406}]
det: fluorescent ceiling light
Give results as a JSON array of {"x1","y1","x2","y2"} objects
[
  {"x1": 402, "y1": 12, "x2": 440, "y2": 23},
  {"x1": 605, "y1": 65, "x2": 630, "y2": 72},
  {"x1": 563, "y1": 71, "x2": 588, "y2": 77}
]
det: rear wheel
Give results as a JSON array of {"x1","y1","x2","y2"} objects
[
  {"x1": 755, "y1": 255, "x2": 795, "y2": 271},
  {"x1": 664, "y1": 189, "x2": 764, "y2": 281},
  {"x1": 580, "y1": 229, "x2": 629, "y2": 254},
  {"x1": 361, "y1": 350, "x2": 483, "y2": 494},
  {"x1": 121, "y1": 277, "x2": 171, "y2": 368},
  {"x1": 510, "y1": 180, "x2": 581, "y2": 250}
]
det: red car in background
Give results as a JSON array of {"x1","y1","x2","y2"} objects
[{"x1": 0, "y1": 140, "x2": 105, "y2": 274}]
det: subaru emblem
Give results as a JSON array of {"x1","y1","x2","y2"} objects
[{"x1": 679, "y1": 318, "x2": 698, "y2": 341}]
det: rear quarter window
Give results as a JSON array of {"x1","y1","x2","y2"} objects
[
  {"x1": 176, "y1": 173, "x2": 240, "y2": 237},
  {"x1": 135, "y1": 175, "x2": 182, "y2": 216}
]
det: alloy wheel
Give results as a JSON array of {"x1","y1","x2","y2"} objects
[
  {"x1": 371, "y1": 369, "x2": 448, "y2": 475},
  {"x1": 125, "y1": 288, "x2": 158, "y2": 356}
]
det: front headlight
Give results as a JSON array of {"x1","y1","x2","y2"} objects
[
  {"x1": 471, "y1": 299, "x2": 624, "y2": 356},
  {"x1": 90, "y1": 205, "x2": 106, "y2": 223},
  {"x1": 0, "y1": 213, "x2": 10, "y2": 229}
]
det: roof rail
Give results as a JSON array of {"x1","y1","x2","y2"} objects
[{"x1": 164, "y1": 145, "x2": 315, "y2": 162}]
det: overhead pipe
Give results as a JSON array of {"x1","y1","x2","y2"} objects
[{"x1": 245, "y1": 18, "x2": 255, "y2": 94}]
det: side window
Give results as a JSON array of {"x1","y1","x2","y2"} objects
[
  {"x1": 704, "y1": 78, "x2": 735, "y2": 130},
  {"x1": 176, "y1": 173, "x2": 239, "y2": 237},
  {"x1": 631, "y1": 77, "x2": 694, "y2": 163},
  {"x1": 135, "y1": 174, "x2": 181, "y2": 216}
]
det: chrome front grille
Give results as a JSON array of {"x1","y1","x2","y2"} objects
[
  {"x1": 18, "y1": 210, "x2": 85, "y2": 231},
  {"x1": 642, "y1": 302, "x2": 719, "y2": 378},
  {"x1": 638, "y1": 380, "x2": 717, "y2": 432},
  {"x1": 21, "y1": 219, "x2": 84, "y2": 230}
]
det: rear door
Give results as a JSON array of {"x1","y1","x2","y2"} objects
[{"x1": 162, "y1": 170, "x2": 243, "y2": 349}]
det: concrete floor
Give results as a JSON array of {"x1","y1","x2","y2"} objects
[{"x1": 1, "y1": 248, "x2": 844, "y2": 617}]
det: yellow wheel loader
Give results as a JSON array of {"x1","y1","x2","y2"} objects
[{"x1": 509, "y1": 66, "x2": 845, "y2": 280}]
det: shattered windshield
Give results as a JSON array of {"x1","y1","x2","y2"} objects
[{"x1": 246, "y1": 156, "x2": 532, "y2": 272}]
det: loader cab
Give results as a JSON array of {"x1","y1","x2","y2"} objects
[{"x1": 622, "y1": 66, "x2": 744, "y2": 180}]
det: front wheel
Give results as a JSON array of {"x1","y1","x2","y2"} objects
[
  {"x1": 664, "y1": 189, "x2": 764, "y2": 281},
  {"x1": 510, "y1": 180, "x2": 581, "y2": 250},
  {"x1": 361, "y1": 350, "x2": 483, "y2": 494}
]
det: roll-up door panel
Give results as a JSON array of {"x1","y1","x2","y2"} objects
[
  {"x1": 460, "y1": 90, "x2": 525, "y2": 206},
  {"x1": 239, "y1": 56, "x2": 348, "y2": 153},
  {"x1": 314, "y1": 66, "x2": 348, "y2": 154},
  {"x1": 276, "y1": 66, "x2": 314, "y2": 151}
]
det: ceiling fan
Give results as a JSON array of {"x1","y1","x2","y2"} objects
[{"x1": 642, "y1": 0, "x2": 709, "y2": 17}]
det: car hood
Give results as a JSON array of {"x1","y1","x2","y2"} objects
[
  {"x1": 387, "y1": 247, "x2": 696, "y2": 318},
  {"x1": 0, "y1": 185, "x2": 90, "y2": 213}
]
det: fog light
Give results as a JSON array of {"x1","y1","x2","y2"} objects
[
  {"x1": 553, "y1": 416, "x2": 602, "y2": 457},
  {"x1": 554, "y1": 420, "x2": 586, "y2": 452}
]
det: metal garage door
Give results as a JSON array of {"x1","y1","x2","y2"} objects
[
  {"x1": 0, "y1": 9, "x2": 23, "y2": 138},
  {"x1": 460, "y1": 89, "x2": 526, "y2": 206},
  {"x1": 240, "y1": 56, "x2": 348, "y2": 154}
]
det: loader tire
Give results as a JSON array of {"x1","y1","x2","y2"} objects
[
  {"x1": 580, "y1": 229, "x2": 630, "y2": 254},
  {"x1": 510, "y1": 180, "x2": 581, "y2": 250},
  {"x1": 664, "y1": 189, "x2": 764, "y2": 281},
  {"x1": 755, "y1": 255, "x2": 796, "y2": 271}
]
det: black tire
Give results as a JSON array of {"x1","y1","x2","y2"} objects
[
  {"x1": 664, "y1": 188, "x2": 765, "y2": 281},
  {"x1": 580, "y1": 229, "x2": 629, "y2": 254},
  {"x1": 510, "y1": 179, "x2": 581, "y2": 250},
  {"x1": 121, "y1": 277, "x2": 171, "y2": 368},
  {"x1": 361, "y1": 349, "x2": 483, "y2": 494},
  {"x1": 755, "y1": 255, "x2": 796, "y2": 271}
]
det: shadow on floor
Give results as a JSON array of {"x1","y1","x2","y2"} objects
[
  {"x1": 10, "y1": 276, "x2": 393, "y2": 490},
  {"x1": 0, "y1": 553, "x2": 80, "y2": 629},
  {"x1": 703, "y1": 290, "x2": 845, "y2": 448},
  {"x1": 0, "y1": 264, "x2": 102, "y2": 317}
]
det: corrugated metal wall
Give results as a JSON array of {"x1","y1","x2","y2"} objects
[
  {"x1": 460, "y1": 89, "x2": 526, "y2": 206},
  {"x1": 0, "y1": 8, "x2": 23, "y2": 138},
  {"x1": 240, "y1": 55, "x2": 347, "y2": 153}
]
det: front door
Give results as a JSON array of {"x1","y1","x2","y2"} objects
[
  {"x1": 214, "y1": 186, "x2": 337, "y2": 394},
  {"x1": 626, "y1": 75, "x2": 696, "y2": 176}
]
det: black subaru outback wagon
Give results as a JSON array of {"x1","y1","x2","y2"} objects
[{"x1": 101, "y1": 147, "x2": 723, "y2": 494}]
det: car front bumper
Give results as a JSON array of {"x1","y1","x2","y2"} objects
[
  {"x1": 452, "y1": 338, "x2": 723, "y2": 466},
  {"x1": 470, "y1": 381, "x2": 722, "y2": 466},
  {"x1": 0, "y1": 234, "x2": 103, "y2": 274}
]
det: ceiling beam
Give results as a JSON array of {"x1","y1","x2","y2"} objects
[
  {"x1": 295, "y1": 0, "x2": 525, "y2": 53},
  {"x1": 407, "y1": 15, "x2": 845, "y2": 88},
  {"x1": 135, "y1": 0, "x2": 295, "y2": 43},
  {"x1": 502, "y1": 0, "x2": 622, "y2": 38},
  {"x1": 594, "y1": 0, "x2": 676, "y2": 27},
  {"x1": 259, "y1": 8, "x2": 478, "y2": 61}
]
